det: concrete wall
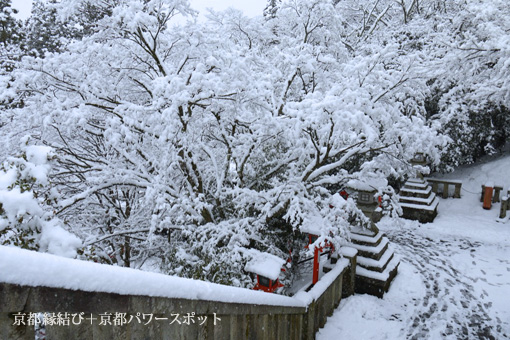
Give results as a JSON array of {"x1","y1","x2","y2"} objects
[{"x1": 0, "y1": 260, "x2": 353, "y2": 340}]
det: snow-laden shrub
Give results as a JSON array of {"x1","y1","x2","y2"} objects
[
  {"x1": 0, "y1": 138, "x2": 81, "y2": 257},
  {"x1": 377, "y1": 186, "x2": 402, "y2": 218}
]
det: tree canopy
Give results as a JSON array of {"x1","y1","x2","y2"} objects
[{"x1": 0, "y1": 0, "x2": 508, "y2": 290}]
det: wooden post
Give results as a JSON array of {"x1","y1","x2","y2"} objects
[
  {"x1": 483, "y1": 185, "x2": 493, "y2": 210},
  {"x1": 443, "y1": 183, "x2": 449, "y2": 198},
  {"x1": 499, "y1": 197, "x2": 508, "y2": 219},
  {"x1": 313, "y1": 247, "x2": 319, "y2": 285},
  {"x1": 453, "y1": 184, "x2": 461, "y2": 198}
]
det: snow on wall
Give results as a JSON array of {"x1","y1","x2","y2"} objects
[
  {"x1": 294, "y1": 258, "x2": 350, "y2": 305},
  {"x1": 0, "y1": 245, "x2": 353, "y2": 309},
  {"x1": 0, "y1": 246, "x2": 304, "y2": 307}
]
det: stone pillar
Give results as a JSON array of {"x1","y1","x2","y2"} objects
[
  {"x1": 442, "y1": 183, "x2": 449, "y2": 198},
  {"x1": 500, "y1": 197, "x2": 508, "y2": 219},
  {"x1": 431, "y1": 182, "x2": 439, "y2": 194},
  {"x1": 453, "y1": 184, "x2": 461, "y2": 198},
  {"x1": 340, "y1": 248, "x2": 357, "y2": 298},
  {"x1": 493, "y1": 187, "x2": 502, "y2": 203}
]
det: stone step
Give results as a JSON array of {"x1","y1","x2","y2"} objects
[
  {"x1": 405, "y1": 181, "x2": 429, "y2": 189},
  {"x1": 355, "y1": 255, "x2": 400, "y2": 298},
  {"x1": 399, "y1": 192, "x2": 437, "y2": 206},
  {"x1": 357, "y1": 246, "x2": 395, "y2": 273},
  {"x1": 346, "y1": 237, "x2": 389, "y2": 261},
  {"x1": 349, "y1": 231, "x2": 384, "y2": 247},
  {"x1": 400, "y1": 197, "x2": 439, "y2": 211},
  {"x1": 400, "y1": 186, "x2": 432, "y2": 197},
  {"x1": 408, "y1": 178, "x2": 427, "y2": 184}
]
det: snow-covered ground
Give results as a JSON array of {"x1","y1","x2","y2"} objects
[{"x1": 318, "y1": 155, "x2": 510, "y2": 339}]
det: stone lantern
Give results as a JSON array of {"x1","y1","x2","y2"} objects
[
  {"x1": 410, "y1": 153, "x2": 428, "y2": 179},
  {"x1": 245, "y1": 251, "x2": 285, "y2": 293},
  {"x1": 346, "y1": 178, "x2": 386, "y2": 224}
]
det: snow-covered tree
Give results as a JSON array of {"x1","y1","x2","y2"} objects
[
  {"x1": 4, "y1": 0, "x2": 444, "y2": 288},
  {"x1": 23, "y1": 0, "x2": 81, "y2": 56}
]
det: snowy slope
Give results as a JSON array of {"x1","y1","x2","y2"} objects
[{"x1": 318, "y1": 154, "x2": 510, "y2": 339}]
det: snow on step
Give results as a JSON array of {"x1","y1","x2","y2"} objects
[
  {"x1": 405, "y1": 181, "x2": 429, "y2": 189},
  {"x1": 356, "y1": 255, "x2": 400, "y2": 281},
  {"x1": 349, "y1": 231, "x2": 383, "y2": 244},
  {"x1": 339, "y1": 246, "x2": 358, "y2": 258},
  {"x1": 356, "y1": 246, "x2": 395, "y2": 269},
  {"x1": 407, "y1": 178, "x2": 426, "y2": 183},
  {"x1": 399, "y1": 192, "x2": 437, "y2": 205},
  {"x1": 400, "y1": 186, "x2": 432, "y2": 195},
  {"x1": 344, "y1": 237, "x2": 389, "y2": 254},
  {"x1": 400, "y1": 197, "x2": 440, "y2": 211}
]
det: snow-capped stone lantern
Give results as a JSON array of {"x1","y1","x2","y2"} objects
[
  {"x1": 411, "y1": 152, "x2": 428, "y2": 179},
  {"x1": 399, "y1": 153, "x2": 439, "y2": 222},
  {"x1": 245, "y1": 251, "x2": 285, "y2": 293},
  {"x1": 411, "y1": 152, "x2": 426, "y2": 165},
  {"x1": 346, "y1": 178, "x2": 387, "y2": 224}
]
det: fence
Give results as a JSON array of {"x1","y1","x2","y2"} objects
[
  {"x1": 425, "y1": 178, "x2": 462, "y2": 198},
  {"x1": 481, "y1": 185, "x2": 510, "y2": 204},
  {"x1": 0, "y1": 248, "x2": 356, "y2": 340}
]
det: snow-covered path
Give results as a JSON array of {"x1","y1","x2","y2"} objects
[
  {"x1": 318, "y1": 155, "x2": 510, "y2": 339},
  {"x1": 385, "y1": 224, "x2": 506, "y2": 339},
  {"x1": 318, "y1": 216, "x2": 510, "y2": 339}
]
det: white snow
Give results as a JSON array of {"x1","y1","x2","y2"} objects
[
  {"x1": 23, "y1": 145, "x2": 53, "y2": 185},
  {"x1": 0, "y1": 188, "x2": 43, "y2": 223},
  {"x1": 38, "y1": 219, "x2": 83, "y2": 258},
  {"x1": 0, "y1": 246, "x2": 304, "y2": 307},
  {"x1": 347, "y1": 178, "x2": 388, "y2": 192},
  {"x1": 344, "y1": 236, "x2": 389, "y2": 254},
  {"x1": 405, "y1": 181, "x2": 429, "y2": 189},
  {"x1": 399, "y1": 192, "x2": 436, "y2": 205},
  {"x1": 0, "y1": 168, "x2": 16, "y2": 189},
  {"x1": 407, "y1": 178, "x2": 425, "y2": 183},
  {"x1": 399, "y1": 197, "x2": 439, "y2": 211},
  {"x1": 244, "y1": 250, "x2": 286, "y2": 280},
  {"x1": 349, "y1": 231, "x2": 382, "y2": 243},
  {"x1": 400, "y1": 186, "x2": 432, "y2": 195},
  {"x1": 426, "y1": 177, "x2": 463, "y2": 184},
  {"x1": 355, "y1": 255, "x2": 400, "y2": 281},
  {"x1": 356, "y1": 245, "x2": 395, "y2": 269},
  {"x1": 339, "y1": 246, "x2": 358, "y2": 258},
  {"x1": 318, "y1": 153, "x2": 510, "y2": 339},
  {"x1": 294, "y1": 258, "x2": 350, "y2": 305},
  {"x1": 300, "y1": 218, "x2": 323, "y2": 236}
]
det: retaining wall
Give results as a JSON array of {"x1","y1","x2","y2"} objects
[{"x1": 0, "y1": 256, "x2": 354, "y2": 340}]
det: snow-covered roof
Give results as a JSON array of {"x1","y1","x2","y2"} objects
[
  {"x1": 347, "y1": 178, "x2": 388, "y2": 192},
  {"x1": 244, "y1": 250, "x2": 286, "y2": 281}
]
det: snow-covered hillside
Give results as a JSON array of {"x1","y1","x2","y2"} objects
[{"x1": 318, "y1": 154, "x2": 510, "y2": 339}]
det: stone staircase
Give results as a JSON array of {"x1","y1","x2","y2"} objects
[
  {"x1": 399, "y1": 178, "x2": 439, "y2": 223},
  {"x1": 342, "y1": 226, "x2": 400, "y2": 298}
]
